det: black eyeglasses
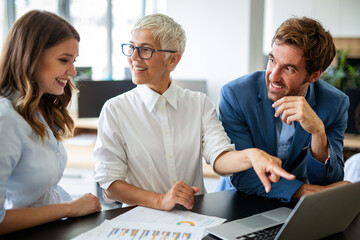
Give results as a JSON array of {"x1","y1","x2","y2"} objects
[{"x1": 121, "y1": 43, "x2": 176, "y2": 60}]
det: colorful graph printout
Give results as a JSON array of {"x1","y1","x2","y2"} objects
[
  {"x1": 107, "y1": 227, "x2": 194, "y2": 240},
  {"x1": 72, "y1": 207, "x2": 226, "y2": 240},
  {"x1": 176, "y1": 221, "x2": 195, "y2": 226},
  {"x1": 113, "y1": 206, "x2": 226, "y2": 228},
  {"x1": 72, "y1": 220, "x2": 203, "y2": 240}
]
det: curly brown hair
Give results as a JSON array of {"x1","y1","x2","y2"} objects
[
  {"x1": 0, "y1": 10, "x2": 80, "y2": 141},
  {"x1": 272, "y1": 16, "x2": 336, "y2": 75}
]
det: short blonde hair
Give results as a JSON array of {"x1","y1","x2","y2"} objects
[{"x1": 132, "y1": 13, "x2": 186, "y2": 61}]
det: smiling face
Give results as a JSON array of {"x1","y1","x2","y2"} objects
[
  {"x1": 265, "y1": 42, "x2": 315, "y2": 102},
  {"x1": 128, "y1": 29, "x2": 179, "y2": 94},
  {"x1": 37, "y1": 38, "x2": 78, "y2": 96}
]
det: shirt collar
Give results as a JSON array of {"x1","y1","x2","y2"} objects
[
  {"x1": 137, "y1": 82, "x2": 178, "y2": 112},
  {"x1": 304, "y1": 88, "x2": 309, "y2": 99},
  {"x1": 163, "y1": 82, "x2": 177, "y2": 109}
]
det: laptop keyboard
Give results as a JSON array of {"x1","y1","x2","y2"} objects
[{"x1": 236, "y1": 224, "x2": 283, "y2": 240}]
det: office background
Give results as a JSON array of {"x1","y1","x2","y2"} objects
[
  {"x1": 0, "y1": 0, "x2": 359, "y2": 205},
  {"x1": 1, "y1": 0, "x2": 359, "y2": 107}
]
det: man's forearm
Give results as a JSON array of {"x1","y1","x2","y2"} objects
[
  {"x1": 292, "y1": 181, "x2": 352, "y2": 200},
  {"x1": 310, "y1": 123, "x2": 329, "y2": 163}
]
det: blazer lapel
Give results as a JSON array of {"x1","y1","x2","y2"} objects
[{"x1": 257, "y1": 81, "x2": 277, "y2": 156}]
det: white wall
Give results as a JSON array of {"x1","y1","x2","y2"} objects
[
  {"x1": 264, "y1": 0, "x2": 360, "y2": 54},
  {"x1": 161, "y1": 0, "x2": 252, "y2": 107},
  {"x1": 160, "y1": 0, "x2": 360, "y2": 107}
]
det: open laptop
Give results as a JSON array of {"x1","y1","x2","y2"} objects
[{"x1": 206, "y1": 181, "x2": 360, "y2": 240}]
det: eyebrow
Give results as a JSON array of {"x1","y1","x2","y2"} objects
[
  {"x1": 129, "y1": 41, "x2": 155, "y2": 48},
  {"x1": 59, "y1": 53, "x2": 78, "y2": 58},
  {"x1": 268, "y1": 53, "x2": 299, "y2": 71}
]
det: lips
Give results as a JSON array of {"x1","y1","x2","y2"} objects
[
  {"x1": 271, "y1": 82, "x2": 283, "y2": 89},
  {"x1": 133, "y1": 66, "x2": 146, "y2": 71},
  {"x1": 56, "y1": 78, "x2": 68, "y2": 84},
  {"x1": 56, "y1": 78, "x2": 68, "y2": 87}
]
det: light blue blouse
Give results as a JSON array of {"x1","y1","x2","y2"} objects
[{"x1": 0, "y1": 95, "x2": 70, "y2": 223}]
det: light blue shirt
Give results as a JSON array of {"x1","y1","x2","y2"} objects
[
  {"x1": 275, "y1": 107, "x2": 296, "y2": 162},
  {"x1": 275, "y1": 90, "x2": 309, "y2": 162},
  {"x1": 344, "y1": 153, "x2": 360, "y2": 183},
  {"x1": 0, "y1": 94, "x2": 70, "y2": 223}
]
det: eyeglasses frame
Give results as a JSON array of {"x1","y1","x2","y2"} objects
[{"x1": 121, "y1": 43, "x2": 176, "y2": 60}]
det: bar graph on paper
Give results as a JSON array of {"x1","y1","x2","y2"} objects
[
  {"x1": 106, "y1": 227, "x2": 194, "y2": 240},
  {"x1": 72, "y1": 206, "x2": 227, "y2": 240}
]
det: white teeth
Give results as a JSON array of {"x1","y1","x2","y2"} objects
[
  {"x1": 56, "y1": 78, "x2": 67, "y2": 84},
  {"x1": 134, "y1": 67, "x2": 146, "y2": 71},
  {"x1": 271, "y1": 82, "x2": 283, "y2": 89}
]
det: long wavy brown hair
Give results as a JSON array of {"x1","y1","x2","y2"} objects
[{"x1": 0, "y1": 10, "x2": 80, "y2": 141}]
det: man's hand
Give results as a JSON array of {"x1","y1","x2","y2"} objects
[
  {"x1": 272, "y1": 96, "x2": 324, "y2": 135},
  {"x1": 246, "y1": 149, "x2": 296, "y2": 193},
  {"x1": 159, "y1": 181, "x2": 199, "y2": 211},
  {"x1": 292, "y1": 181, "x2": 352, "y2": 200},
  {"x1": 272, "y1": 96, "x2": 329, "y2": 162}
]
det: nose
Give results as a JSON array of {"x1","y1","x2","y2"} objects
[
  {"x1": 130, "y1": 47, "x2": 141, "y2": 61},
  {"x1": 268, "y1": 64, "x2": 281, "y2": 82},
  {"x1": 67, "y1": 64, "x2": 77, "y2": 77}
]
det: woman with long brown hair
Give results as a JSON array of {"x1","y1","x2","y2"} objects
[{"x1": 0, "y1": 10, "x2": 101, "y2": 235}]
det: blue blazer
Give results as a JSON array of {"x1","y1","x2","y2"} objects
[{"x1": 219, "y1": 71, "x2": 349, "y2": 201}]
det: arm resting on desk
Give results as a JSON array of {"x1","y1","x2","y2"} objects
[
  {"x1": 104, "y1": 180, "x2": 199, "y2": 211},
  {"x1": 0, "y1": 194, "x2": 101, "y2": 235}
]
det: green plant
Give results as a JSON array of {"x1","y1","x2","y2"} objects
[{"x1": 321, "y1": 49, "x2": 360, "y2": 89}]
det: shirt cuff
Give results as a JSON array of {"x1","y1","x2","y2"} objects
[
  {"x1": 102, "y1": 189, "x2": 116, "y2": 204},
  {"x1": 209, "y1": 147, "x2": 235, "y2": 177},
  {"x1": 308, "y1": 147, "x2": 330, "y2": 165},
  {"x1": 307, "y1": 148, "x2": 332, "y2": 184}
]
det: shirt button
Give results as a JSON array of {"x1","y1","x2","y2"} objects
[
  {"x1": 172, "y1": 179, "x2": 177, "y2": 184},
  {"x1": 168, "y1": 154, "x2": 173, "y2": 159},
  {"x1": 56, "y1": 152, "x2": 61, "y2": 156}
]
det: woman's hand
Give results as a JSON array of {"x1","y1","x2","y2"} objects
[{"x1": 66, "y1": 193, "x2": 102, "y2": 217}]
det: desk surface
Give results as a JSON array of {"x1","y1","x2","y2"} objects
[{"x1": 2, "y1": 190, "x2": 359, "y2": 240}]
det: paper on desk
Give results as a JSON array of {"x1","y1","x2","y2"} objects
[
  {"x1": 64, "y1": 133, "x2": 97, "y2": 146},
  {"x1": 72, "y1": 219, "x2": 204, "y2": 240},
  {"x1": 112, "y1": 206, "x2": 226, "y2": 228}
]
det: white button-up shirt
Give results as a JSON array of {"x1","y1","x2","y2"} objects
[{"x1": 94, "y1": 83, "x2": 234, "y2": 196}]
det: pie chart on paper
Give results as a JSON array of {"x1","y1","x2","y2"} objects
[{"x1": 176, "y1": 221, "x2": 195, "y2": 226}]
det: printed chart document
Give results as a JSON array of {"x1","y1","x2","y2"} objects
[
  {"x1": 112, "y1": 206, "x2": 226, "y2": 228},
  {"x1": 72, "y1": 206, "x2": 226, "y2": 240},
  {"x1": 73, "y1": 220, "x2": 203, "y2": 240}
]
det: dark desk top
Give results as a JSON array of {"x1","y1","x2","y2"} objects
[{"x1": 2, "y1": 190, "x2": 360, "y2": 240}]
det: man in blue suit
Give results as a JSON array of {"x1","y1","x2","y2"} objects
[{"x1": 218, "y1": 17, "x2": 350, "y2": 202}]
